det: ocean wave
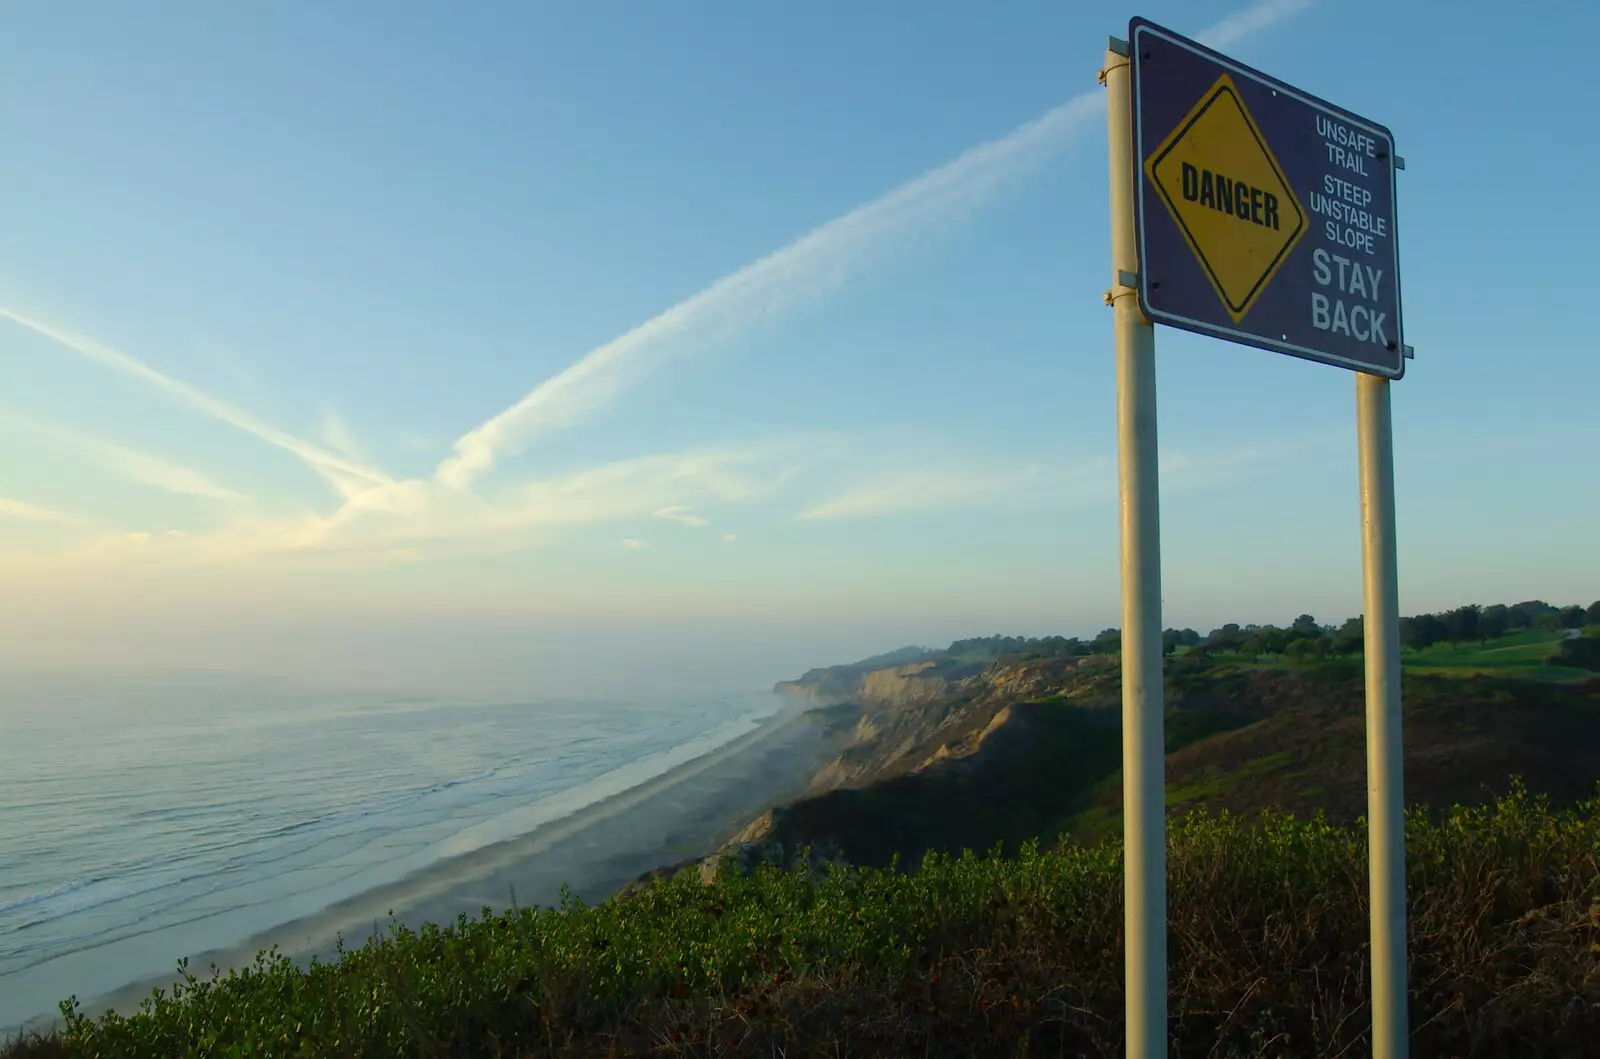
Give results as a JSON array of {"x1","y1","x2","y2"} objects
[
  {"x1": 1, "y1": 770, "x2": 508, "y2": 936},
  {"x1": 0, "y1": 872, "x2": 182, "y2": 933},
  {"x1": 0, "y1": 701, "x2": 776, "y2": 986},
  {"x1": 0, "y1": 878, "x2": 106, "y2": 916}
]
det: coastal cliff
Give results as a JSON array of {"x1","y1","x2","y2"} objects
[
  {"x1": 771, "y1": 645, "x2": 938, "y2": 706},
  {"x1": 618, "y1": 631, "x2": 1600, "y2": 898}
]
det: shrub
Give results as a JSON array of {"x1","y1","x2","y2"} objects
[{"x1": 7, "y1": 784, "x2": 1597, "y2": 1058}]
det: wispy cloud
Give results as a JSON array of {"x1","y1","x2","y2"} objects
[
  {"x1": 721, "y1": 532, "x2": 738, "y2": 544},
  {"x1": 433, "y1": 0, "x2": 1314, "y2": 492},
  {"x1": 797, "y1": 464, "x2": 1069, "y2": 522},
  {"x1": 435, "y1": 110, "x2": 1096, "y2": 490},
  {"x1": 0, "y1": 497, "x2": 101, "y2": 529},
  {"x1": 318, "y1": 409, "x2": 364, "y2": 461},
  {"x1": 0, "y1": 0, "x2": 1312, "y2": 578},
  {"x1": 1198, "y1": 0, "x2": 1313, "y2": 49},
  {"x1": 654, "y1": 506, "x2": 710, "y2": 527},
  {"x1": 0, "y1": 307, "x2": 391, "y2": 497},
  {"x1": 1160, "y1": 429, "x2": 1346, "y2": 494},
  {"x1": 4, "y1": 414, "x2": 244, "y2": 500},
  {"x1": 797, "y1": 422, "x2": 1337, "y2": 522},
  {"x1": 621, "y1": 538, "x2": 649, "y2": 550},
  {"x1": 38, "y1": 442, "x2": 810, "y2": 571}
]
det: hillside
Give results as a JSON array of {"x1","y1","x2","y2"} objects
[
  {"x1": 19, "y1": 791, "x2": 1598, "y2": 1058},
  {"x1": 11, "y1": 613, "x2": 1599, "y2": 1058},
  {"x1": 680, "y1": 618, "x2": 1600, "y2": 881},
  {"x1": 771, "y1": 635, "x2": 1079, "y2": 707}
]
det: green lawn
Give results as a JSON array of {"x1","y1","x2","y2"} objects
[
  {"x1": 1400, "y1": 628, "x2": 1589, "y2": 682},
  {"x1": 1405, "y1": 663, "x2": 1593, "y2": 684},
  {"x1": 1406, "y1": 628, "x2": 1567, "y2": 666},
  {"x1": 1183, "y1": 631, "x2": 1591, "y2": 684}
]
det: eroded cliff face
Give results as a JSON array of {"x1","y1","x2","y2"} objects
[
  {"x1": 804, "y1": 654, "x2": 1119, "y2": 794},
  {"x1": 771, "y1": 680, "x2": 841, "y2": 706},
  {"x1": 856, "y1": 661, "x2": 950, "y2": 708},
  {"x1": 619, "y1": 646, "x2": 1600, "y2": 900},
  {"x1": 774, "y1": 658, "x2": 952, "y2": 710},
  {"x1": 670, "y1": 655, "x2": 1123, "y2": 881},
  {"x1": 616, "y1": 653, "x2": 1123, "y2": 897}
]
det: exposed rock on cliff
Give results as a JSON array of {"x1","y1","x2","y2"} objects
[
  {"x1": 619, "y1": 637, "x2": 1600, "y2": 903},
  {"x1": 771, "y1": 645, "x2": 937, "y2": 705}
]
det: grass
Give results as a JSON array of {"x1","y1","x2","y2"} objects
[
  {"x1": 1401, "y1": 629, "x2": 1586, "y2": 682},
  {"x1": 6, "y1": 784, "x2": 1597, "y2": 1059},
  {"x1": 1406, "y1": 663, "x2": 1593, "y2": 683},
  {"x1": 1185, "y1": 630, "x2": 1588, "y2": 682},
  {"x1": 1040, "y1": 664, "x2": 1600, "y2": 852},
  {"x1": 1164, "y1": 750, "x2": 1294, "y2": 809}
]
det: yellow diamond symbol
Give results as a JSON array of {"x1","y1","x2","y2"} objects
[{"x1": 1147, "y1": 74, "x2": 1306, "y2": 322}]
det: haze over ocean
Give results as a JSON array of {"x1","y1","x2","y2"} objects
[{"x1": 0, "y1": 676, "x2": 784, "y2": 1033}]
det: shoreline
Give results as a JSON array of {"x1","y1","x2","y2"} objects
[{"x1": 11, "y1": 699, "x2": 856, "y2": 1037}]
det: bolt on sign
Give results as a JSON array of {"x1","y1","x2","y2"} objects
[{"x1": 1129, "y1": 17, "x2": 1407, "y2": 377}]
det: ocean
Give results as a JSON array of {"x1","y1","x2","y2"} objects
[{"x1": 0, "y1": 672, "x2": 791, "y2": 1035}]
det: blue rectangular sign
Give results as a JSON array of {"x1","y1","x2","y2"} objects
[{"x1": 1130, "y1": 17, "x2": 1406, "y2": 378}]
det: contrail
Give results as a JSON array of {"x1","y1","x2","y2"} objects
[
  {"x1": 0, "y1": 307, "x2": 391, "y2": 492},
  {"x1": 436, "y1": 0, "x2": 1317, "y2": 490},
  {"x1": 1, "y1": 413, "x2": 245, "y2": 500}
]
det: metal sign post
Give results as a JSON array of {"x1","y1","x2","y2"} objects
[
  {"x1": 1100, "y1": 37, "x2": 1167, "y2": 1059},
  {"x1": 1105, "y1": 16, "x2": 1412, "y2": 1058},
  {"x1": 1357, "y1": 371, "x2": 1407, "y2": 1059}
]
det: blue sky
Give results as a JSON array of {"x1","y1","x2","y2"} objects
[{"x1": 2, "y1": 0, "x2": 1596, "y2": 693}]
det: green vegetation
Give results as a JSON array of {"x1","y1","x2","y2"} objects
[
  {"x1": 782, "y1": 599, "x2": 1599, "y2": 704},
  {"x1": 1402, "y1": 628, "x2": 1585, "y2": 682},
  {"x1": 1409, "y1": 627, "x2": 1566, "y2": 666},
  {"x1": 1164, "y1": 750, "x2": 1294, "y2": 808},
  {"x1": 1554, "y1": 627, "x2": 1600, "y2": 672},
  {"x1": 1103, "y1": 662, "x2": 1599, "y2": 829},
  {"x1": 13, "y1": 601, "x2": 1599, "y2": 1057},
  {"x1": 8, "y1": 787, "x2": 1595, "y2": 1058},
  {"x1": 756, "y1": 700, "x2": 1124, "y2": 873},
  {"x1": 828, "y1": 600, "x2": 1600, "y2": 682}
]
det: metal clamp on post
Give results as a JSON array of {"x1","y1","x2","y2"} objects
[
  {"x1": 1105, "y1": 269, "x2": 1140, "y2": 306},
  {"x1": 1098, "y1": 35, "x2": 1130, "y2": 87}
]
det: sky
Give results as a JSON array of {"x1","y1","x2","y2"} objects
[{"x1": 1, "y1": 0, "x2": 1596, "y2": 696}]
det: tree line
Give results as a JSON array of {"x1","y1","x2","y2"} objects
[
  {"x1": 1187, "y1": 598, "x2": 1598, "y2": 660},
  {"x1": 960, "y1": 599, "x2": 1600, "y2": 665}
]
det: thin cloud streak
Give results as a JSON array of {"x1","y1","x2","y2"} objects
[
  {"x1": 318, "y1": 409, "x2": 365, "y2": 462},
  {"x1": 0, "y1": 497, "x2": 101, "y2": 529},
  {"x1": 1198, "y1": 0, "x2": 1314, "y2": 49},
  {"x1": 0, "y1": 0, "x2": 1313, "y2": 577},
  {"x1": 654, "y1": 506, "x2": 710, "y2": 527},
  {"x1": 3, "y1": 414, "x2": 245, "y2": 500},
  {"x1": 436, "y1": 101, "x2": 1100, "y2": 489},
  {"x1": 434, "y1": 0, "x2": 1314, "y2": 492},
  {"x1": 33, "y1": 442, "x2": 813, "y2": 573},
  {"x1": 0, "y1": 307, "x2": 392, "y2": 495},
  {"x1": 797, "y1": 420, "x2": 1338, "y2": 522},
  {"x1": 797, "y1": 465, "x2": 1067, "y2": 522}
]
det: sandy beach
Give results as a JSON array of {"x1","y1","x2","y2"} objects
[{"x1": 58, "y1": 698, "x2": 849, "y2": 1029}]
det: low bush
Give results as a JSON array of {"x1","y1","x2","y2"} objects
[{"x1": 8, "y1": 783, "x2": 1597, "y2": 1057}]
